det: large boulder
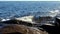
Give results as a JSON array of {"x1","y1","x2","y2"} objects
[{"x1": 0, "y1": 24, "x2": 48, "y2": 34}]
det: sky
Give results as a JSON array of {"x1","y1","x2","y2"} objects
[{"x1": 0, "y1": 0, "x2": 60, "y2": 1}]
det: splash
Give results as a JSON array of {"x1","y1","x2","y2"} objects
[{"x1": 49, "y1": 10, "x2": 60, "y2": 17}]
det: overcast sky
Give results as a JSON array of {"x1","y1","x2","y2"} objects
[{"x1": 0, "y1": 0, "x2": 60, "y2": 1}]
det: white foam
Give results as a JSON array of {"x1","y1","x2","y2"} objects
[
  {"x1": 49, "y1": 10, "x2": 59, "y2": 13},
  {"x1": 49, "y1": 10, "x2": 60, "y2": 17},
  {"x1": 1, "y1": 19, "x2": 6, "y2": 21},
  {"x1": 1, "y1": 19, "x2": 10, "y2": 21}
]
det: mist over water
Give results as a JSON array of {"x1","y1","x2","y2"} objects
[{"x1": 0, "y1": 1, "x2": 60, "y2": 19}]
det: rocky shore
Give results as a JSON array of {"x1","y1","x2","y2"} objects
[{"x1": 0, "y1": 15, "x2": 60, "y2": 34}]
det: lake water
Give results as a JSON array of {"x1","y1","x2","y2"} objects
[{"x1": 0, "y1": 1, "x2": 60, "y2": 19}]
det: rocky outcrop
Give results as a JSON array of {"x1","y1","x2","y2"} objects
[
  {"x1": 0, "y1": 15, "x2": 55, "y2": 27},
  {"x1": 15, "y1": 15, "x2": 34, "y2": 24},
  {"x1": 0, "y1": 24, "x2": 48, "y2": 34},
  {"x1": 0, "y1": 16, "x2": 54, "y2": 26},
  {"x1": 0, "y1": 15, "x2": 60, "y2": 34}
]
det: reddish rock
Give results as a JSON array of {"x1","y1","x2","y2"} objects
[{"x1": 0, "y1": 24, "x2": 48, "y2": 34}]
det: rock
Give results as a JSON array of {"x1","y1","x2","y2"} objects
[
  {"x1": 0, "y1": 24, "x2": 48, "y2": 34},
  {"x1": 33, "y1": 16, "x2": 53, "y2": 23},
  {"x1": 15, "y1": 15, "x2": 35, "y2": 24},
  {"x1": 55, "y1": 17, "x2": 60, "y2": 26},
  {"x1": 0, "y1": 19, "x2": 18, "y2": 24},
  {"x1": 15, "y1": 15, "x2": 55, "y2": 27},
  {"x1": 40, "y1": 25, "x2": 60, "y2": 34}
]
